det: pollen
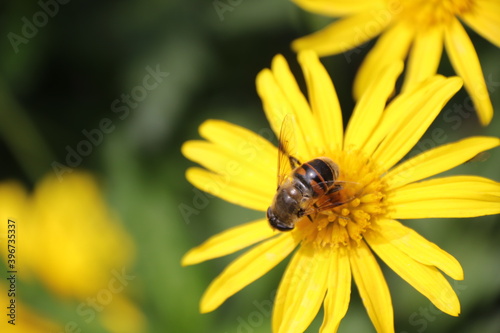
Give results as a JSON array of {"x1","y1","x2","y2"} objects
[
  {"x1": 398, "y1": 0, "x2": 474, "y2": 27},
  {"x1": 296, "y1": 150, "x2": 387, "y2": 249}
]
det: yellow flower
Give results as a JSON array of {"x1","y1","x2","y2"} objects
[
  {"x1": 181, "y1": 52, "x2": 500, "y2": 332},
  {"x1": 0, "y1": 172, "x2": 135, "y2": 299},
  {"x1": 0, "y1": 172, "x2": 147, "y2": 333},
  {"x1": 291, "y1": 0, "x2": 499, "y2": 126}
]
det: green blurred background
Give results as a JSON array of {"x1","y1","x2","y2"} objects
[{"x1": 1, "y1": 0, "x2": 499, "y2": 332}]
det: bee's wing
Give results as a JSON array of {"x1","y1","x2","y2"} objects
[
  {"x1": 277, "y1": 114, "x2": 301, "y2": 188},
  {"x1": 304, "y1": 181, "x2": 362, "y2": 214}
]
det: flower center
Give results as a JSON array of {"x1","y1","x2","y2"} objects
[
  {"x1": 397, "y1": 0, "x2": 473, "y2": 27},
  {"x1": 294, "y1": 150, "x2": 387, "y2": 249}
]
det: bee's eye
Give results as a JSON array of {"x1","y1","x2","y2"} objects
[{"x1": 266, "y1": 207, "x2": 273, "y2": 220}]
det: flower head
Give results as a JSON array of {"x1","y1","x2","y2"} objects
[
  {"x1": 181, "y1": 52, "x2": 500, "y2": 332},
  {"x1": 0, "y1": 172, "x2": 146, "y2": 333},
  {"x1": 291, "y1": 0, "x2": 500, "y2": 125},
  {"x1": 0, "y1": 172, "x2": 135, "y2": 299}
]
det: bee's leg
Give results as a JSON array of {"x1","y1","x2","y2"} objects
[
  {"x1": 298, "y1": 209, "x2": 311, "y2": 222},
  {"x1": 300, "y1": 205, "x2": 317, "y2": 223},
  {"x1": 307, "y1": 203, "x2": 321, "y2": 223},
  {"x1": 299, "y1": 210, "x2": 314, "y2": 223}
]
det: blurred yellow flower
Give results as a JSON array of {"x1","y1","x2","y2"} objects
[
  {"x1": 292, "y1": 0, "x2": 499, "y2": 125},
  {"x1": 181, "y1": 52, "x2": 500, "y2": 332},
  {"x1": 23, "y1": 172, "x2": 135, "y2": 298},
  {"x1": 0, "y1": 171, "x2": 146, "y2": 332}
]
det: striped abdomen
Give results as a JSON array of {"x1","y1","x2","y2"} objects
[{"x1": 292, "y1": 157, "x2": 339, "y2": 198}]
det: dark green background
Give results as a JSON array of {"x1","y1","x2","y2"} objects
[{"x1": 1, "y1": 0, "x2": 499, "y2": 332}]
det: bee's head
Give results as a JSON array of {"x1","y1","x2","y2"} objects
[{"x1": 267, "y1": 207, "x2": 294, "y2": 231}]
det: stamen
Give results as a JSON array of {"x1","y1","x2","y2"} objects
[
  {"x1": 361, "y1": 192, "x2": 385, "y2": 203},
  {"x1": 350, "y1": 198, "x2": 361, "y2": 208}
]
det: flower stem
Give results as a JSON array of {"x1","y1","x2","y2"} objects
[{"x1": 0, "y1": 79, "x2": 55, "y2": 182}]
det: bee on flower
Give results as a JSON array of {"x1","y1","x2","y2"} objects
[{"x1": 181, "y1": 51, "x2": 500, "y2": 333}]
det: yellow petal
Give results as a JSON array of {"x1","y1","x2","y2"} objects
[
  {"x1": 354, "y1": 21, "x2": 413, "y2": 100},
  {"x1": 292, "y1": 0, "x2": 384, "y2": 16},
  {"x1": 402, "y1": 25, "x2": 443, "y2": 92},
  {"x1": 320, "y1": 247, "x2": 351, "y2": 333},
  {"x1": 385, "y1": 136, "x2": 500, "y2": 190},
  {"x1": 391, "y1": 175, "x2": 500, "y2": 197},
  {"x1": 292, "y1": 11, "x2": 390, "y2": 57},
  {"x1": 372, "y1": 77, "x2": 463, "y2": 170},
  {"x1": 182, "y1": 140, "x2": 275, "y2": 194},
  {"x1": 365, "y1": 231, "x2": 461, "y2": 316},
  {"x1": 388, "y1": 176, "x2": 500, "y2": 218},
  {"x1": 362, "y1": 76, "x2": 445, "y2": 156},
  {"x1": 444, "y1": 17, "x2": 493, "y2": 126},
  {"x1": 298, "y1": 51, "x2": 343, "y2": 151},
  {"x1": 372, "y1": 219, "x2": 463, "y2": 280},
  {"x1": 0, "y1": 180, "x2": 26, "y2": 221},
  {"x1": 274, "y1": 246, "x2": 329, "y2": 333},
  {"x1": 271, "y1": 54, "x2": 323, "y2": 156},
  {"x1": 256, "y1": 65, "x2": 311, "y2": 158},
  {"x1": 344, "y1": 61, "x2": 403, "y2": 152},
  {"x1": 272, "y1": 246, "x2": 302, "y2": 332},
  {"x1": 100, "y1": 295, "x2": 147, "y2": 333},
  {"x1": 201, "y1": 233, "x2": 297, "y2": 313},
  {"x1": 181, "y1": 219, "x2": 276, "y2": 266},
  {"x1": 461, "y1": 0, "x2": 500, "y2": 47},
  {"x1": 199, "y1": 119, "x2": 278, "y2": 172},
  {"x1": 349, "y1": 240, "x2": 394, "y2": 333},
  {"x1": 185, "y1": 167, "x2": 270, "y2": 211},
  {"x1": 256, "y1": 68, "x2": 289, "y2": 139}
]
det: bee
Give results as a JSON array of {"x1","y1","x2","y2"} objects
[{"x1": 267, "y1": 115, "x2": 355, "y2": 231}]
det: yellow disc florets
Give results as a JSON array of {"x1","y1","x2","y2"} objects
[{"x1": 398, "y1": 0, "x2": 473, "y2": 27}]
